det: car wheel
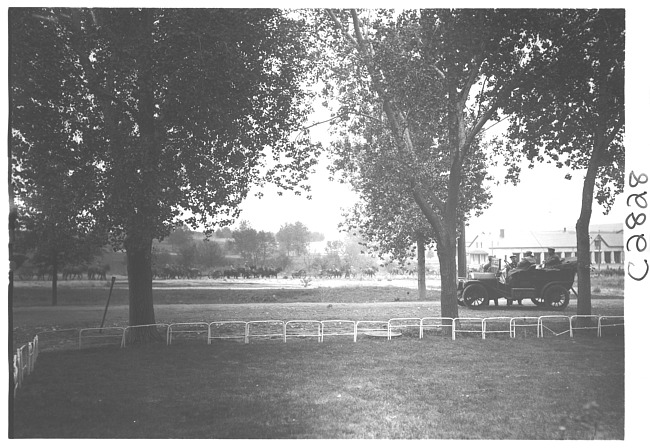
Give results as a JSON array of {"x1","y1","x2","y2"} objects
[
  {"x1": 543, "y1": 284, "x2": 570, "y2": 310},
  {"x1": 462, "y1": 284, "x2": 489, "y2": 309}
]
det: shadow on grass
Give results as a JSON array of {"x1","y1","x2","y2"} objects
[{"x1": 12, "y1": 336, "x2": 624, "y2": 439}]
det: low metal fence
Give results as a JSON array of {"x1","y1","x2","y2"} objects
[
  {"x1": 12, "y1": 314, "x2": 625, "y2": 396},
  {"x1": 13, "y1": 335, "x2": 39, "y2": 397}
]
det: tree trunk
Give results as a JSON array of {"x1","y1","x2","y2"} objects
[
  {"x1": 125, "y1": 232, "x2": 162, "y2": 343},
  {"x1": 417, "y1": 235, "x2": 426, "y2": 300},
  {"x1": 576, "y1": 139, "x2": 604, "y2": 316},
  {"x1": 457, "y1": 222, "x2": 467, "y2": 278},
  {"x1": 576, "y1": 216, "x2": 592, "y2": 315},
  {"x1": 411, "y1": 191, "x2": 460, "y2": 322},
  {"x1": 123, "y1": 10, "x2": 162, "y2": 344},
  {"x1": 437, "y1": 235, "x2": 460, "y2": 322},
  {"x1": 51, "y1": 256, "x2": 58, "y2": 306},
  {"x1": 8, "y1": 204, "x2": 16, "y2": 424}
]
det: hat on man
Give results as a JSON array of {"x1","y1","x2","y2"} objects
[
  {"x1": 524, "y1": 251, "x2": 533, "y2": 257},
  {"x1": 548, "y1": 248, "x2": 556, "y2": 254}
]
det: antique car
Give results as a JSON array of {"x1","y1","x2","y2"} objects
[{"x1": 457, "y1": 259, "x2": 577, "y2": 310}]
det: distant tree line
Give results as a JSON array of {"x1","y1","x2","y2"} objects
[{"x1": 147, "y1": 220, "x2": 331, "y2": 277}]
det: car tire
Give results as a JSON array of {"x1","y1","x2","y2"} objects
[
  {"x1": 542, "y1": 284, "x2": 570, "y2": 310},
  {"x1": 462, "y1": 283, "x2": 490, "y2": 309}
]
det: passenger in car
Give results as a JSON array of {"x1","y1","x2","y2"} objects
[
  {"x1": 517, "y1": 251, "x2": 536, "y2": 269},
  {"x1": 543, "y1": 248, "x2": 561, "y2": 268}
]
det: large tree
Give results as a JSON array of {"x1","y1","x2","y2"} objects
[
  {"x1": 337, "y1": 167, "x2": 486, "y2": 301},
  {"x1": 11, "y1": 31, "x2": 107, "y2": 305},
  {"x1": 317, "y1": 9, "x2": 553, "y2": 319},
  {"x1": 332, "y1": 127, "x2": 491, "y2": 300},
  {"x1": 276, "y1": 221, "x2": 311, "y2": 257},
  {"x1": 10, "y1": 8, "x2": 317, "y2": 341},
  {"x1": 500, "y1": 10, "x2": 625, "y2": 315}
]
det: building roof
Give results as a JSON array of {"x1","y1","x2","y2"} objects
[
  {"x1": 588, "y1": 223, "x2": 624, "y2": 233},
  {"x1": 467, "y1": 249, "x2": 490, "y2": 255},
  {"x1": 490, "y1": 230, "x2": 577, "y2": 251},
  {"x1": 468, "y1": 225, "x2": 624, "y2": 252},
  {"x1": 595, "y1": 232, "x2": 624, "y2": 249}
]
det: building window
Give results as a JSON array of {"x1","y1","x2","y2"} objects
[
  {"x1": 604, "y1": 251, "x2": 611, "y2": 264},
  {"x1": 564, "y1": 252, "x2": 572, "y2": 258},
  {"x1": 594, "y1": 252, "x2": 602, "y2": 263},
  {"x1": 534, "y1": 252, "x2": 542, "y2": 264},
  {"x1": 614, "y1": 251, "x2": 621, "y2": 263}
]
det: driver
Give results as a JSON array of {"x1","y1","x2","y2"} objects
[
  {"x1": 507, "y1": 251, "x2": 535, "y2": 285},
  {"x1": 482, "y1": 256, "x2": 495, "y2": 272}
]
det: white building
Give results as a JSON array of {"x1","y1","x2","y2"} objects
[{"x1": 466, "y1": 223, "x2": 623, "y2": 272}]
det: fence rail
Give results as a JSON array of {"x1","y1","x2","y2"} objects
[
  {"x1": 13, "y1": 335, "x2": 39, "y2": 397},
  {"x1": 321, "y1": 320, "x2": 356, "y2": 341},
  {"x1": 597, "y1": 315, "x2": 624, "y2": 337},
  {"x1": 208, "y1": 321, "x2": 247, "y2": 344}
]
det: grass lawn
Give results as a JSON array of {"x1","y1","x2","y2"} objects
[
  {"x1": 11, "y1": 289, "x2": 624, "y2": 349},
  {"x1": 10, "y1": 278, "x2": 626, "y2": 439},
  {"x1": 12, "y1": 335, "x2": 624, "y2": 439}
]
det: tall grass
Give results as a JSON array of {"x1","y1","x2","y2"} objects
[{"x1": 591, "y1": 275, "x2": 624, "y2": 290}]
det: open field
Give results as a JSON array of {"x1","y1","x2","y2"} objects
[
  {"x1": 11, "y1": 272, "x2": 625, "y2": 302},
  {"x1": 11, "y1": 279, "x2": 624, "y2": 345},
  {"x1": 11, "y1": 275, "x2": 624, "y2": 307},
  {"x1": 12, "y1": 336, "x2": 624, "y2": 439}
]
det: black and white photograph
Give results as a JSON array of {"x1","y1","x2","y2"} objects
[{"x1": 6, "y1": 1, "x2": 647, "y2": 441}]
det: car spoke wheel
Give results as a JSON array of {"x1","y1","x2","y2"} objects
[
  {"x1": 462, "y1": 284, "x2": 489, "y2": 309},
  {"x1": 543, "y1": 284, "x2": 570, "y2": 310}
]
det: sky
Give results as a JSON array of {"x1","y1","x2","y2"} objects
[
  {"x1": 236, "y1": 157, "x2": 628, "y2": 242},
  {"x1": 234, "y1": 112, "x2": 628, "y2": 243}
]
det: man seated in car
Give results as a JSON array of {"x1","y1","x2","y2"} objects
[
  {"x1": 505, "y1": 254, "x2": 518, "y2": 270},
  {"x1": 482, "y1": 256, "x2": 495, "y2": 272},
  {"x1": 505, "y1": 252, "x2": 537, "y2": 284},
  {"x1": 517, "y1": 251, "x2": 536, "y2": 269},
  {"x1": 543, "y1": 248, "x2": 561, "y2": 268},
  {"x1": 505, "y1": 251, "x2": 536, "y2": 287}
]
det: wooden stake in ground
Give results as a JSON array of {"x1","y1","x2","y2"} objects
[{"x1": 100, "y1": 276, "x2": 117, "y2": 331}]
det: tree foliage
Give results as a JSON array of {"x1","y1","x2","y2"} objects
[
  {"x1": 230, "y1": 221, "x2": 277, "y2": 265},
  {"x1": 10, "y1": 8, "x2": 317, "y2": 337},
  {"x1": 11, "y1": 43, "x2": 107, "y2": 304},
  {"x1": 498, "y1": 9, "x2": 625, "y2": 315},
  {"x1": 276, "y1": 221, "x2": 311, "y2": 257},
  {"x1": 500, "y1": 10, "x2": 624, "y2": 204},
  {"x1": 166, "y1": 226, "x2": 195, "y2": 250},
  {"x1": 315, "y1": 9, "x2": 555, "y2": 319}
]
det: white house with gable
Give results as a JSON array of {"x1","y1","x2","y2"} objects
[{"x1": 465, "y1": 223, "x2": 623, "y2": 272}]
